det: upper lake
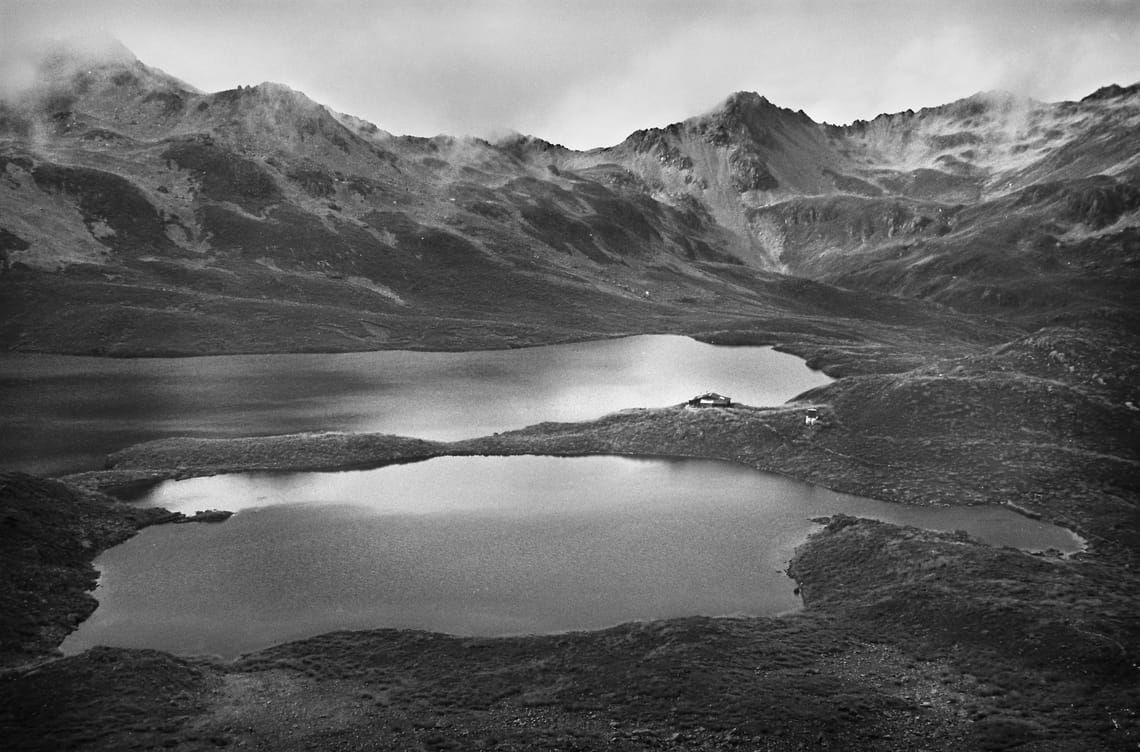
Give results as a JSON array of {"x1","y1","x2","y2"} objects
[{"x1": 0, "y1": 335, "x2": 831, "y2": 475}]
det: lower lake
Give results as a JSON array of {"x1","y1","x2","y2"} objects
[
  {"x1": 0, "y1": 335, "x2": 831, "y2": 475},
  {"x1": 61, "y1": 455, "x2": 1084, "y2": 660}
]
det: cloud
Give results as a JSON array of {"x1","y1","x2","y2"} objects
[
  {"x1": 0, "y1": 22, "x2": 136, "y2": 101},
  {"x1": 2, "y1": 0, "x2": 1138, "y2": 148}
]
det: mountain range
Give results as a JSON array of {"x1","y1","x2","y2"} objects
[{"x1": 1, "y1": 39, "x2": 1138, "y2": 355}]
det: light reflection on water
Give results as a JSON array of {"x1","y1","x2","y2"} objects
[
  {"x1": 0, "y1": 335, "x2": 831, "y2": 474},
  {"x1": 62, "y1": 456, "x2": 1083, "y2": 659}
]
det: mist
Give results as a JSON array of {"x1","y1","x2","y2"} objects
[{"x1": 2, "y1": 0, "x2": 1138, "y2": 148}]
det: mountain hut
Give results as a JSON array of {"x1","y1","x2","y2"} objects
[{"x1": 688, "y1": 392, "x2": 732, "y2": 408}]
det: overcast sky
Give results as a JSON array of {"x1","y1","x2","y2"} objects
[{"x1": 3, "y1": 0, "x2": 1139, "y2": 149}]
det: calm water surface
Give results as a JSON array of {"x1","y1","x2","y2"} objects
[
  {"x1": 62, "y1": 456, "x2": 1083, "y2": 659},
  {"x1": 0, "y1": 335, "x2": 830, "y2": 474}
]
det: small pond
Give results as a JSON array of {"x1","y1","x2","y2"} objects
[
  {"x1": 0, "y1": 335, "x2": 831, "y2": 475},
  {"x1": 61, "y1": 455, "x2": 1083, "y2": 659}
]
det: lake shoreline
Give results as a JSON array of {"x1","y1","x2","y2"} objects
[
  {"x1": 0, "y1": 334, "x2": 833, "y2": 477},
  {"x1": 61, "y1": 454, "x2": 1080, "y2": 659},
  {"x1": 61, "y1": 398, "x2": 1112, "y2": 550},
  {"x1": 4, "y1": 323, "x2": 1138, "y2": 750}
]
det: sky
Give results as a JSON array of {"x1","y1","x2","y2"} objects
[{"x1": 2, "y1": 0, "x2": 1139, "y2": 150}]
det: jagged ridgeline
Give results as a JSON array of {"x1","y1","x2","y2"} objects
[{"x1": 1, "y1": 40, "x2": 1138, "y2": 354}]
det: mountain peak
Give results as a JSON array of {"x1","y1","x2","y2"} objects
[
  {"x1": 723, "y1": 91, "x2": 771, "y2": 109},
  {"x1": 250, "y1": 81, "x2": 306, "y2": 98},
  {"x1": 710, "y1": 91, "x2": 780, "y2": 122},
  {"x1": 35, "y1": 33, "x2": 138, "y2": 78},
  {"x1": 705, "y1": 90, "x2": 816, "y2": 128},
  {"x1": 495, "y1": 132, "x2": 568, "y2": 154},
  {"x1": 916, "y1": 89, "x2": 1034, "y2": 121},
  {"x1": 1, "y1": 33, "x2": 140, "y2": 101},
  {"x1": 208, "y1": 82, "x2": 328, "y2": 121},
  {"x1": 1081, "y1": 81, "x2": 1140, "y2": 102}
]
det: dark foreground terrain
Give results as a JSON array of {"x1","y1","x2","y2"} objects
[{"x1": 3, "y1": 314, "x2": 1138, "y2": 751}]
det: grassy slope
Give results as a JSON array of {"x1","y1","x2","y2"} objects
[{"x1": 0, "y1": 473, "x2": 173, "y2": 666}]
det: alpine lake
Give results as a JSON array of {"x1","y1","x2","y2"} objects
[{"x1": 5, "y1": 335, "x2": 1078, "y2": 659}]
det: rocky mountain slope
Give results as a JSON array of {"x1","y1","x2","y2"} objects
[
  {"x1": 552, "y1": 86, "x2": 1140, "y2": 317},
  {"x1": 1, "y1": 40, "x2": 1137, "y2": 354}
]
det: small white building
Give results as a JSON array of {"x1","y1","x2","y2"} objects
[{"x1": 688, "y1": 392, "x2": 732, "y2": 408}]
